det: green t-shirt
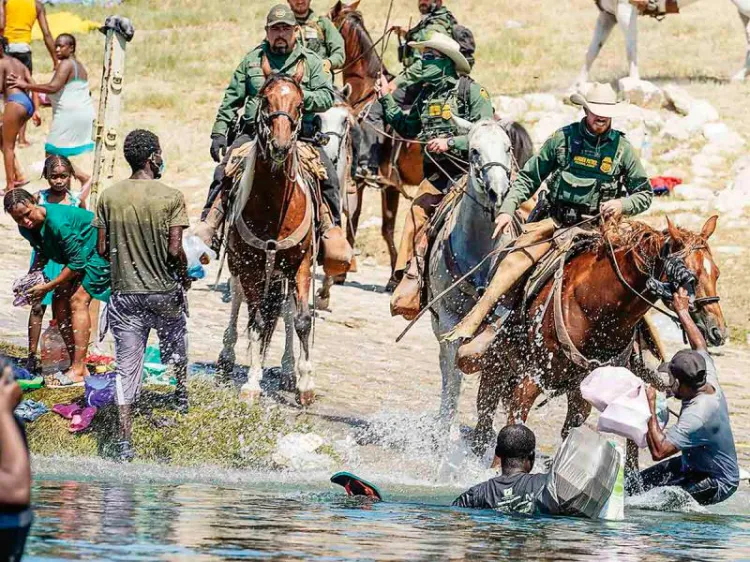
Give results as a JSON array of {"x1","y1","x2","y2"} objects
[{"x1": 95, "y1": 179, "x2": 189, "y2": 294}]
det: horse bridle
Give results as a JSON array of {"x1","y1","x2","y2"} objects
[
  {"x1": 467, "y1": 148, "x2": 512, "y2": 216},
  {"x1": 255, "y1": 74, "x2": 305, "y2": 164}
]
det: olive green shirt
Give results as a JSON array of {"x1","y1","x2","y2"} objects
[
  {"x1": 498, "y1": 121, "x2": 653, "y2": 216},
  {"x1": 381, "y1": 73, "x2": 494, "y2": 154},
  {"x1": 394, "y1": 7, "x2": 458, "y2": 89},
  {"x1": 295, "y1": 10, "x2": 345, "y2": 70},
  {"x1": 211, "y1": 41, "x2": 335, "y2": 137},
  {"x1": 95, "y1": 180, "x2": 189, "y2": 294}
]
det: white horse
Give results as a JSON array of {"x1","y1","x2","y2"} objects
[
  {"x1": 577, "y1": 0, "x2": 750, "y2": 86},
  {"x1": 426, "y1": 120, "x2": 515, "y2": 434}
]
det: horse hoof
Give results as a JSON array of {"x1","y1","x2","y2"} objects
[
  {"x1": 297, "y1": 390, "x2": 315, "y2": 407},
  {"x1": 240, "y1": 387, "x2": 261, "y2": 405},
  {"x1": 314, "y1": 294, "x2": 331, "y2": 311}
]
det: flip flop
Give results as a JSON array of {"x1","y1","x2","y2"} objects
[
  {"x1": 48, "y1": 371, "x2": 85, "y2": 388},
  {"x1": 52, "y1": 403, "x2": 82, "y2": 419},
  {"x1": 330, "y1": 472, "x2": 383, "y2": 501},
  {"x1": 18, "y1": 376, "x2": 44, "y2": 391},
  {"x1": 69, "y1": 406, "x2": 97, "y2": 433}
]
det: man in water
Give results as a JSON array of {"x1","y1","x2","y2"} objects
[
  {"x1": 452, "y1": 425, "x2": 560, "y2": 515},
  {"x1": 640, "y1": 287, "x2": 739, "y2": 505}
]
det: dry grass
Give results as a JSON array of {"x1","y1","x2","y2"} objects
[{"x1": 8, "y1": 0, "x2": 750, "y2": 335}]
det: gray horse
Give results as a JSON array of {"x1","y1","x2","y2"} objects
[{"x1": 427, "y1": 119, "x2": 533, "y2": 437}]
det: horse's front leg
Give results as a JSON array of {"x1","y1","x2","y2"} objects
[
  {"x1": 473, "y1": 367, "x2": 511, "y2": 457},
  {"x1": 294, "y1": 256, "x2": 315, "y2": 406},
  {"x1": 616, "y1": 0, "x2": 639, "y2": 81},
  {"x1": 218, "y1": 275, "x2": 244, "y2": 380},
  {"x1": 562, "y1": 386, "x2": 592, "y2": 439},
  {"x1": 239, "y1": 282, "x2": 264, "y2": 405},
  {"x1": 437, "y1": 332, "x2": 462, "y2": 433},
  {"x1": 577, "y1": 9, "x2": 617, "y2": 87},
  {"x1": 381, "y1": 186, "x2": 400, "y2": 290},
  {"x1": 280, "y1": 291, "x2": 297, "y2": 392},
  {"x1": 315, "y1": 274, "x2": 335, "y2": 311}
]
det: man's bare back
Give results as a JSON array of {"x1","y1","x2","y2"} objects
[{"x1": 0, "y1": 56, "x2": 32, "y2": 99}]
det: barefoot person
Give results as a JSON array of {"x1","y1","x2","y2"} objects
[
  {"x1": 96, "y1": 130, "x2": 190, "y2": 462},
  {"x1": 5, "y1": 188, "x2": 110, "y2": 386},
  {"x1": 0, "y1": 37, "x2": 40, "y2": 193},
  {"x1": 639, "y1": 287, "x2": 739, "y2": 506},
  {"x1": 25, "y1": 155, "x2": 87, "y2": 374},
  {"x1": 7, "y1": 33, "x2": 95, "y2": 188}
]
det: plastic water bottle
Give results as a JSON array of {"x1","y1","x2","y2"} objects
[
  {"x1": 40, "y1": 319, "x2": 70, "y2": 376},
  {"x1": 641, "y1": 130, "x2": 652, "y2": 161}
]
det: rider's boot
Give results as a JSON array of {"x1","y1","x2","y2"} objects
[
  {"x1": 390, "y1": 231, "x2": 429, "y2": 320},
  {"x1": 456, "y1": 304, "x2": 512, "y2": 374},
  {"x1": 320, "y1": 206, "x2": 353, "y2": 277},
  {"x1": 194, "y1": 197, "x2": 225, "y2": 254}
]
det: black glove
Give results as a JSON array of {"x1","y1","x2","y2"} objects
[
  {"x1": 664, "y1": 257, "x2": 696, "y2": 293},
  {"x1": 210, "y1": 135, "x2": 227, "y2": 163}
]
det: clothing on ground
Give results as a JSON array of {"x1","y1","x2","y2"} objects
[
  {"x1": 95, "y1": 179, "x2": 189, "y2": 294},
  {"x1": 452, "y1": 472, "x2": 560, "y2": 515},
  {"x1": 664, "y1": 351, "x2": 739, "y2": 488},
  {"x1": 45, "y1": 60, "x2": 95, "y2": 157},
  {"x1": 109, "y1": 290, "x2": 188, "y2": 406},
  {"x1": 19, "y1": 203, "x2": 111, "y2": 301},
  {"x1": 32, "y1": 189, "x2": 82, "y2": 306}
]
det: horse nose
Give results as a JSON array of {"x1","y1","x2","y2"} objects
[{"x1": 709, "y1": 326, "x2": 726, "y2": 346}]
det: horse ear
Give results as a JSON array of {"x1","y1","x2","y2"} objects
[
  {"x1": 700, "y1": 215, "x2": 718, "y2": 241},
  {"x1": 330, "y1": 1, "x2": 342, "y2": 19},
  {"x1": 293, "y1": 60, "x2": 306, "y2": 85},
  {"x1": 347, "y1": 0, "x2": 361, "y2": 10},
  {"x1": 342, "y1": 82, "x2": 352, "y2": 100},
  {"x1": 261, "y1": 55, "x2": 272, "y2": 79},
  {"x1": 666, "y1": 216, "x2": 682, "y2": 242}
]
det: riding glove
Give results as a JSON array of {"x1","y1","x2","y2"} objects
[{"x1": 210, "y1": 134, "x2": 228, "y2": 163}]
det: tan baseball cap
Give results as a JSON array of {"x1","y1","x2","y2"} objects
[{"x1": 266, "y1": 4, "x2": 297, "y2": 27}]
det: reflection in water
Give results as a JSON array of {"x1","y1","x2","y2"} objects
[{"x1": 25, "y1": 479, "x2": 750, "y2": 561}]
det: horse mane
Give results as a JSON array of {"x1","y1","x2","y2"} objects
[
  {"x1": 338, "y1": 11, "x2": 390, "y2": 78},
  {"x1": 597, "y1": 219, "x2": 707, "y2": 273}
]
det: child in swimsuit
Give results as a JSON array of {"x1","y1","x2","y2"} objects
[{"x1": 0, "y1": 36, "x2": 41, "y2": 193}]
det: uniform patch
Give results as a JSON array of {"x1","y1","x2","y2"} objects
[
  {"x1": 600, "y1": 156, "x2": 614, "y2": 174},
  {"x1": 441, "y1": 104, "x2": 452, "y2": 120},
  {"x1": 429, "y1": 104, "x2": 442, "y2": 117},
  {"x1": 479, "y1": 88, "x2": 489, "y2": 100},
  {"x1": 275, "y1": 8, "x2": 286, "y2": 17},
  {"x1": 573, "y1": 155, "x2": 599, "y2": 168}
]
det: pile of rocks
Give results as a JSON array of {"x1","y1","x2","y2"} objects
[{"x1": 493, "y1": 79, "x2": 749, "y2": 220}]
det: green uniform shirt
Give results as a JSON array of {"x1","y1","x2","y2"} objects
[
  {"x1": 95, "y1": 180, "x2": 190, "y2": 294},
  {"x1": 381, "y1": 73, "x2": 494, "y2": 156},
  {"x1": 394, "y1": 7, "x2": 458, "y2": 89},
  {"x1": 498, "y1": 120, "x2": 652, "y2": 217},
  {"x1": 211, "y1": 41, "x2": 334, "y2": 137},
  {"x1": 295, "y1": 10, "x2": 345, "y2": 71},
  {"x1": 20, "y1": 204, "x2": 111, "y2": 301}
]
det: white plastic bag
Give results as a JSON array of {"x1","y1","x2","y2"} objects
[
  {"x1": 597, "y1": 385, "x2": 651, "y2": 448},
  {"x1": 598, "y1": 442, "x2": 625, "y2": 521},
  {"x1": 580, "y1": 366, "x2": 642, "y2": 412},
  {"x1": 183, "y1": 234, "x2": 216, "y2": 268}
]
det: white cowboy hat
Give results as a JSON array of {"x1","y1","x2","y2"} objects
[
  {"x1": 408, "y1": 32, "x2": 471, "y2": 76},
  {"x1": 569, "y1": 83, "x2": 626, "y2": 118}
]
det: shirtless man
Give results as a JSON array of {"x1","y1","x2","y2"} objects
[{"x1": 0, "y1": 38, "x2": 40, "y2": 193}]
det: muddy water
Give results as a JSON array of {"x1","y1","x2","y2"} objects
[{"x1": 23, "y1": 470, "x2": 750, "y2": 561}]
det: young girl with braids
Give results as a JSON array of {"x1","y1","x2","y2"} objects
[{"x1": 24, "y1": 155, "x2": 88, "y2": 374}]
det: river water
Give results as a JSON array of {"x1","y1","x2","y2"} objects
[{"x1": 22, "y1": 460, "x2": 750, "y2": 562}]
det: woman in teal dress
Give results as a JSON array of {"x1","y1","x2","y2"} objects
[
  {"x1": 5, "y1": 188, "x2": 109, "y2": 386},
  {"x1": 26, "y1": 155, "x2": 90, "y2": 375}
]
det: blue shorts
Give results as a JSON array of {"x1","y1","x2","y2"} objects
[{"x1": 7, "y1": 92, "x2": 34, "y2": 118}]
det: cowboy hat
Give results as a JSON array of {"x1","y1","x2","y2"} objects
[
  {"x1": 408, "y1": 32, "x2": 471, "y2": 76},
  {"x1": 570, "y1": 83, "x2": 626, "y2": 118}
]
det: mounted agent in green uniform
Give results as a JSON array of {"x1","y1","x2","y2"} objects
[
  {"x1": 448, "y1": 83, "x2": 653, "y2": 363},
  {"x1": 196, "y1": 4, "x2": 349, "y2": 255},
  {"x1": 288, "y1": 0, "x2": 345, "y2": 73},
  {"x1": 376, "y1": 32, "x2": 494, "y2": 320}
]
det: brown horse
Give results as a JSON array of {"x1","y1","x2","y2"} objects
[
  {"x1": 471, "y1": 216, "x2": 726, "y2": 455},
  {"x1": 218, "y1": 59, "x2": 316, "y2": 406},
  {"x1": 330, "y1": 0, "x2": 424, "y2": 287}
]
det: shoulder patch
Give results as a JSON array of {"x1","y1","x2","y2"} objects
[{"x1": 479, "y1": 87, "x2": 490, "y2": 100}]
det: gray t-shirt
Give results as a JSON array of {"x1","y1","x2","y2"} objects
[
  {"x1": 665, "y1": 351, "x2": 739, "y2": 486},
  {"x1": 452, "y1": 472, "x2": 560, "y2": 515}
]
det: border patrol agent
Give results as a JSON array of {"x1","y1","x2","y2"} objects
[
  {"x1": 197, "y1": 4, "x2": 348, "y2": 254},
  {"x1": 377, "y1": 33, "x2": 494, "y2": 320},
  {"x1": 452, "y1": 83, "x2": 653, "y2": 361},
  {"x1": 288, "y1": 0, "x2": 346, "y2": 72}
]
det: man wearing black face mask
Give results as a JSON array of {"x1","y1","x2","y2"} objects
[
  {"x1": 95, "y1": 129, "x2": 191, "y2": 462},
  {"x1": 637, "y1": 287, "x2": 739, "y2": 505}
]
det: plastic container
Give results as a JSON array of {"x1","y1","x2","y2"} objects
[
  {"x1": 580, "y1": 367, "x2": 641, "y2": 412},
  {"x1": 40, "y1": 319, "x2": 70, "y2": 376}
]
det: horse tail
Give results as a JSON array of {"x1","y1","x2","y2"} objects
[{"x1": 505, "y1": 121, "x2": 535, "y2": 170}]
